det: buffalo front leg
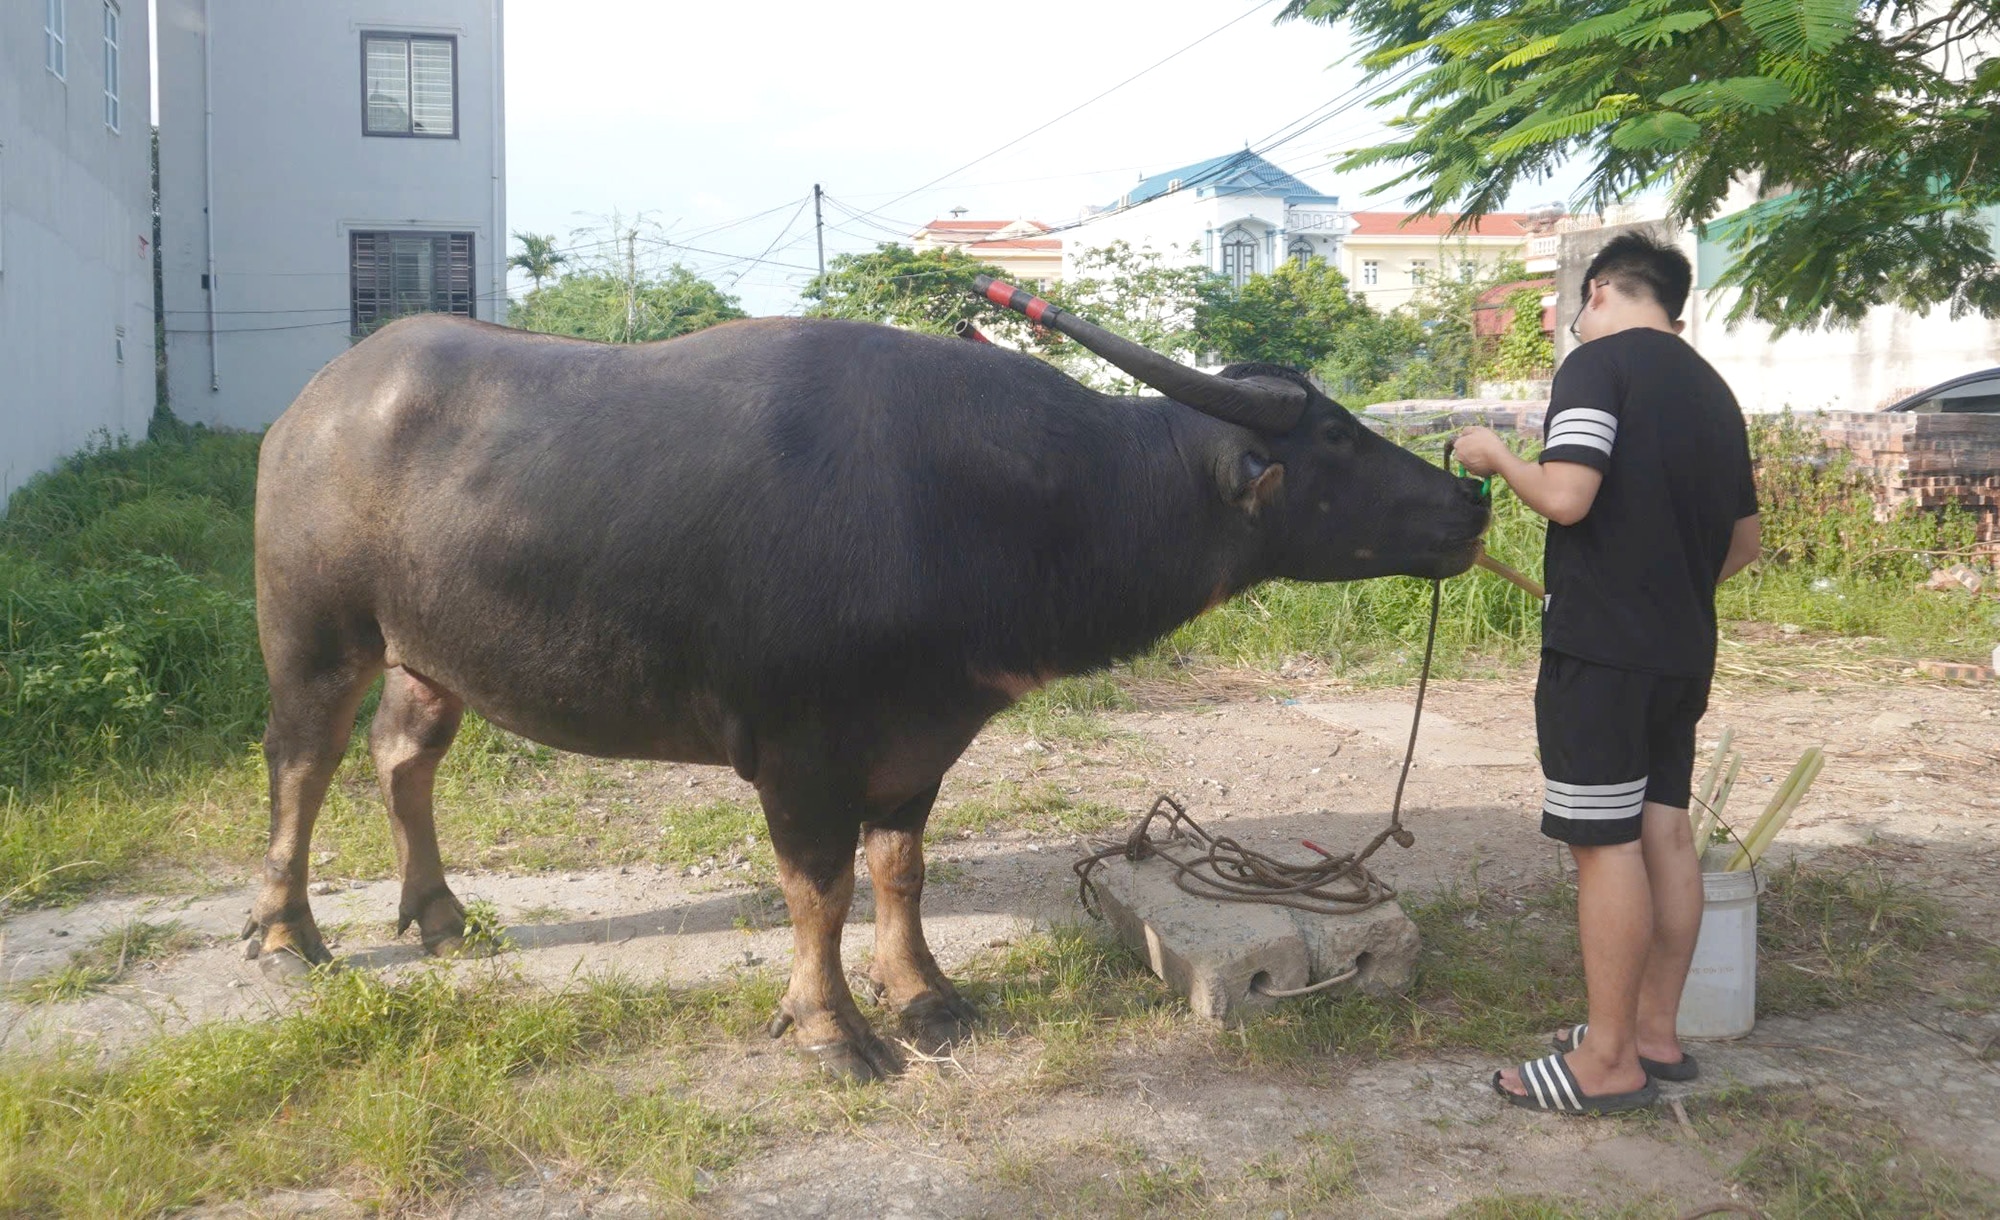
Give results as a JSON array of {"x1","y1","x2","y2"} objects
[
  {"x1": 368, "y1": 667, "x2": 470, "y2": 955},
  {"x1": 864, "y1": 785, "x2": 979, "y2": 1052},
  {"x1": 760, "y1": 777, "x2": 900, "y2": 1082},
  {"x1": 246, "y1": 658, "x2": 379, "y2": 976}
]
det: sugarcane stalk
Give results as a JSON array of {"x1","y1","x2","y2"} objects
[
  {"x1": 1693, "y1": 750, "x2": 1743, "y2": 862},
  {"x1": 1696, "y1": 728, "x2": 1728, "y2": 852},
  {"x1": 1691, "y1": 729, "x2": 1733, "y2": 840},
  {"x1": 1743, "y1": 748, "x2": 1823, "y2": 867},
  {"x1": 1727, "y1": 747, "x2": 1824, "y2": 871}
]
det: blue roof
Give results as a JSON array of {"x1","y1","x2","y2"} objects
[{"x1": 1111, "y1": 150, "x2": 1340, "y2": 209}]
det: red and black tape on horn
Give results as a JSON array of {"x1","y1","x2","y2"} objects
[{"x1": 973, "y1": 275, "x2": 1061, "y2": 326}]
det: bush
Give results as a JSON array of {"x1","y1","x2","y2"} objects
[{"x1": 1, "y1": 432, "x2": 267, "y2": 798}]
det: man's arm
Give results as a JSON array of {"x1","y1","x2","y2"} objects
[
  {"x1": 1454, "y1": 428, "x2": 1604, "y2": 526},
  {"x1": 1719, "y1": 514, "x2": 1760, "y2": 581}
]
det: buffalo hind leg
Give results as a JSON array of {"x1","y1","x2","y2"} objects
[
  {"x1": 863, "y1": 785, "x2": 978, "y2": 1052},
  {"x1": 759, "y1": 765, "x2": 900, "y2": 1082},
  {"x1": 245, "y1": 653, "x2": 380, "y2": 976},
  {"x1": 369, "y1": 667, "x2": 471, "y2": 955}
]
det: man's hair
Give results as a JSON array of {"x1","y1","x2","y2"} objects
[{"x1": 1581, "y1": 232, "x2": 1692, "y2": 320}]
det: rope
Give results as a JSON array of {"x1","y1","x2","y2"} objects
[{"x1": 1072, "y1": 577, "x2": 1444, "y2": 939}]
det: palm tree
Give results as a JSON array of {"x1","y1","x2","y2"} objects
[{"x1": 509, "y1": 232, "x2": 568, "y2": 292}]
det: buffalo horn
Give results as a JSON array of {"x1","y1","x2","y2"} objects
[{"x1": 972, "y1": 275, "x2": 1306, "y2": 433}]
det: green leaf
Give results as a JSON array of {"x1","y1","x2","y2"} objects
[
  {"x1": 1487, "y1": 101, "x2": 1633, "y2": 155},
  {"x1": 1740, "y1": 0, "x2": 1859, "y2": 55},
  {"x1": 1490, "y1": 34, "x2": 1561, "y2": 72},
  {"x1": 1658, "y1": 75, "x2": 1792, "y2": 115},
  {"x1": 1615, "y1": 9, "x2": 1716, "y2": 48},
  {"x1": 1609, "y1": 110, "x2": 1703, "y2": 151}
]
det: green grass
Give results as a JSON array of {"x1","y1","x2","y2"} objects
[
  {"x1": 0, "y1": 873, "x2": 1983, "y2": 1217},
  {"x1": 1694, "y1": 1089, "x2": 2000, "y2": 1219},
  {"x1": 1756, "y1": 859, "x2": 1952, "y2": 1015},
  {"x1": 999, "y1": 674, "x2": 1135, "y2": 745},
  {"x1": 932, "y1": 782, "x2": 1129, "y2": 838},
  {"x1": 0, "y1": 966, "x2": 769, "y2": 1216},
  {"x1": 1236, "y1": 859, "x2": 1968, "y2": 1070},
  {"x1": 12, "y1": 919, "x2": 205, "y2": 1004}
]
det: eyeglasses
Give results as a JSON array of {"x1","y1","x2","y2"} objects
[{"x1": 1568, "y1": 278, "x2": 1591, "y2": 340}]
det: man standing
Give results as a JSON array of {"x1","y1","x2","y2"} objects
[{"x1": 1452, "y1": 233, "x2": 1761, "y2": 1114}]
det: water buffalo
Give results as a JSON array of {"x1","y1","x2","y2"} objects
[{"x1": 247, "y1": 300, "x2": 1489, "y2": 1079}]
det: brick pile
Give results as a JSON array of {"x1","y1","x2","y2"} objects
[{"x1": 1817, "y1": 412, "x2": 2000, "y2": 559}]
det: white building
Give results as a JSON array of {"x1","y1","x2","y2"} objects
[
  {"x1": 1, "y1": 0, "x2": 156, "y2": 505},
  {"x1": 1338, "y1": 211, "x2": 1536, "y2": 312},
  {"x1": 1061, "y1": 151, "x2": 1345, "y2": 287},
  {"x1": 157, "y1": 0, "x2": 506, "y2": 431}
]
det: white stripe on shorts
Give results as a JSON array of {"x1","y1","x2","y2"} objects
[{"x1": 1542, "y1": 776, "x2": 1647, "y2": 821}]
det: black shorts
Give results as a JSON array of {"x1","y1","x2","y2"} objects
[{"x1": 1535, "y1": 650, "x2": 1711, "y2": 847}]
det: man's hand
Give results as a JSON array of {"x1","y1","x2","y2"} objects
[
  {"x1": 1452, "y1": 425, "x2": 1604, "y2": 526},
  {"x1": 1453, "y1": 427, "x2": 1509, "y2": 477}
]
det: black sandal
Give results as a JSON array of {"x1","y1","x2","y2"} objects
[
  {"x1": 1494, "y1": 1051, "x2": 1659, "y2": 1115},
  {"x1": 1553, "y1": 1023, "x2": 1699, "y2": 1082}
]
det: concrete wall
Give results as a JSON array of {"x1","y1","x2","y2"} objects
[
  {"x1": 1683, "y1": 296, "x2": 2000, "y2": 414},
  {"x1": 0, "y1": 0, "x2": 157, "y2": 506},
  {"x1": 157, "y1": 0, "x2": 505, "y2": 432},
  {"x1": 1553, "y1": 219, "x2": 2000, "y2": 413}
]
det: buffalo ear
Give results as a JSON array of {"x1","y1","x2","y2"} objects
[{"x1": 1228, "y1": 453, "x2": 1285, "y2": 516}]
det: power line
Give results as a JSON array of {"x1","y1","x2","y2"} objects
[
  {"x1": 720, "y1": 194, "x2": 814, "y2": 286},
  {"x1": 861, "y1": 0, "x2": 1283, "y2": 221}
]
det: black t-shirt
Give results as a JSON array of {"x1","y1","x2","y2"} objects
[{"x1": 1538, "y1": 328, "x2": 1757, "y2": 678}]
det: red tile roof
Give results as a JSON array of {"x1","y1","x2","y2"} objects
[
  {"x1": 1347, "y1": 211, "x2": 1532, "y2": 237},
  {"x1": 969, "y1": 238, "x2": 1061, "y2": 251},
  {"x1": 922, "y1": 219, "x2": 1049, "y2": 233}
]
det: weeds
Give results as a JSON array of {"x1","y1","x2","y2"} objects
[
  {"x1": 456, "y1": 899, "x2": 514, "y2": 957},
  {"x1": 12, "y1": 919, "x2": 205, "y2": 1004},
  {"x1": 933, "y1": 783, "x2": 1127, "y2": 838},
  {"x1": 1236, "y1": 860, "x2": 1964, "y2": 1070},
  {"x1": 1694, "y1": 1089, "x2": 2000, "y2": 1219},
  {"x1": 1756, "y1": 858, "x2": 1950, "y2": 1014},
  {"x1": 0, "y1": 967, "x2": 762, "y2": 1215}
]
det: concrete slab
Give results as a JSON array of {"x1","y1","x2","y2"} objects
[
  {"x1": 1086, "y1": 851, "x2": 1420, "y2": 1025},
  {"x1": 1290, "y1": 701, "x2": 1534, "y2": 768}
]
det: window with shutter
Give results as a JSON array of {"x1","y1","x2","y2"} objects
[
  {"x1": 46, "y1": 0, "x2": 67, "y2": 79},
  {"x1": 1221, "y1": 232, "x2": 1256, "y2": 289},
  {"x1": 351, "y1": 231, "x2": 476, "y2": 335},
  {"x1": 103, "y1": 3, "x2": 120, "y2": 131},
  {"x1": 362, "y1": 33, "x2": 456, "y2": 137}
]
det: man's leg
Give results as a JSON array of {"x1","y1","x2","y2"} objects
[
  {"x1": 1499, "y1": 652, "x2": 1653, "y2": 1100},
  {"x1": 1635, "y1": 800, "x2": 1702, "y2": 1063},
  {"x1": 1563, "y1": 840, "x2": 1653, "y2": 1095}
]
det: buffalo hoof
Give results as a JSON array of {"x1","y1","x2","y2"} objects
[
  {"x1": 898, "y1": 990, "x2": 981, "y2": 1054},
  {"x1": 397, "y1": 886, "x2": 469, "y2": 957},
  {"x1": 766, "y1": 1005, "x2": 903, "y2": 1083},
  {"x1": 804, "y1": 1034, "x2": 903, "y2": 1084},
  {"x1": 241, "y1": 914, "x2": 334, "y2": 981}
]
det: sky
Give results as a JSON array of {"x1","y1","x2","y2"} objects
[{"x1": 501, "y1": 0, "x2": 1597, "y2": 316}]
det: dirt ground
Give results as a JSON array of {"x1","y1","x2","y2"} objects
[{"x1": 4, "y1": 660, "x2": 1998, "y2": 1217}]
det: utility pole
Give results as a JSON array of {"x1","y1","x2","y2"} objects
[
  {"x1": 624, "y1": 227, "x2": 638, "y2": 342},
  {"x1": 813, "y1": 184, "x2": 825, "y2": 280}
]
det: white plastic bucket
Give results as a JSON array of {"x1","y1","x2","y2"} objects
[{"x1": 1676, "y1": 847, "x2": 1763, "y2": 1040}]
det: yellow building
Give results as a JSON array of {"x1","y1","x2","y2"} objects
[
  {"x1": 1339, "y1": 212, "x2": 1534, "y2": 311},
  {"x1": 910, "y1": 218, "x2": 1063, "y2": 285}
]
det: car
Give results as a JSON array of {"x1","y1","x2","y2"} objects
[{"x1": 1883, "y1": 367, "x2": 2000, "y2": 413}]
